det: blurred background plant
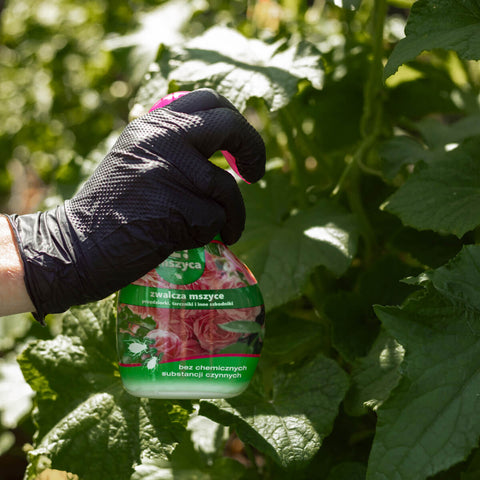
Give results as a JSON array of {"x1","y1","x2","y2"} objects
[{"x1": 5, "y1": 0, "x2": 480, "y2": 479}]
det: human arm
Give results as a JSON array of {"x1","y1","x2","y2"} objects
[
  {"x1": 0, "y1": 215, "x2": 35, "y2": 316},
  {"x1": 2, "y1": 89, "x2": 265, "y2": 323}
]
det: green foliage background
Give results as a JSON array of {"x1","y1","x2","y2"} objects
[{"x1": 3, "y1": 0, "x2": 480, "y2": 479}]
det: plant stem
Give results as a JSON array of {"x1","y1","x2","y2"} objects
[
  {"x1": 331, "y1": 134, "x2": 378, "y2": 197},
  {"x1": 332, "y1": 0, "x2": 387, "y2": 195},
  {"x1": 346, "y1": 162, "x2": 377, "y2": 261},
  {"x1": 332, "y1": 0, "x2": 387, "y2": 257},
  {"x1": 243, "y1": 442, "x2": 259, "y2": 470},
  {"x1": 278, "y1": 108, "x2": 310, "y2": 205},
  {"x1": 361, "y1": 0, "x2": 388, "y2": 139}
]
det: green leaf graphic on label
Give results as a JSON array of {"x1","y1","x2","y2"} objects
[
  {"x1": 218, "y1": 320, "x2": 263, "y2": 334},
  {"x1": 156, "y1": 248, "x2": 205, "y2": 285}
]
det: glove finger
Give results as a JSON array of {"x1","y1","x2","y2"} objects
[
  {"x1": 183, "y1": 107, "x2": 265, "y2": 184},
  {"x1": 160, "y1": 89, "x2": 266, "y2": 184},
  {"x1": 167, "y1": 147, "x2": 246, "y2": 245},
  {"x1": 175, "y1": 194, "x2": 228, "y2": 248},
  {"x1": 208, "y1": 168, "x2": 246, "y2": 244}
]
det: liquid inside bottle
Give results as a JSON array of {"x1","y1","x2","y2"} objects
[{"x1": 116, "y1": 237, "x2": 265, "y2": 399}]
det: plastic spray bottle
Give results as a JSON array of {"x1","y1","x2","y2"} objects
[{"x1": 116, "y1": 92, "x2": 265, "y2": 399}]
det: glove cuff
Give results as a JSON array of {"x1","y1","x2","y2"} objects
[{"x1": 6, "y1": 207, "x2": 80, "y2": 324}]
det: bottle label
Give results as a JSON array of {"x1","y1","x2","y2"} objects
[
  {"x1": 118, "y1": 354, "x2": 260, "y2": 397},
  {"x1": 116, "y1": 241, "x2": 265, "y2": 397},
  {"x1": 118, "y1": 284, "x2": 263, "y2": 309}
]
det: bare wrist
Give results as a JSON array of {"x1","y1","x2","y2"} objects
[{"x1": 0, "y1": 215, "x2": 36, "y2": 316}]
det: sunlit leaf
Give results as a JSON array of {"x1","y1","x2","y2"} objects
[
  {"x1": 18, "y1": 297, "x2": 191, "y2": 480},
  {"x1": 200, "y1": 354, "x2": 349, "y2": 468},
  {"x1": 232, "y1": 171, "x2": 358, "y2": 310},
  {"x1": 382, "y1": 139, "x2": 480, "y2": 238},
  {"x1": 370, "y1": 246, "x2": 480, "y2": 479},
  {"x1": 385, "y1": 0, "x2": 480, "y2": 78},
  {"x1": 135, "y1": 25, "x2": 324, "y2": 113}
]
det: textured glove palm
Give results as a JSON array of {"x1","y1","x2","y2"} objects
[{"x1": 7, "y1": 89, "x2": 266, "y2": 323}]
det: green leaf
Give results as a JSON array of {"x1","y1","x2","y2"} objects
[
  {"x1": 384, "y1": 0, "x2": 480, "y2": 78},
  {"x1": 344, "y1": 329, "x2": 404, "y2": 416},
  {"x1": 232, "y1": 170, "x2": 358, "y2": 311},
  {"x1": 386, "y1": 61, "x2": 461, "y2": 121},
  {"x1": 17, "y1": 297, "x2": 191, "y2": 480},
  {"x1": 415, "y1": 114, "x2": 480, "y2": 150},
  {"x1": 187, "y1": 414, "x2": 229, "y2": 459},
  {"x1": 381, "y1": 139, "x2": 480, "y2": 238},
  {"x1": 135, "y1": 25, "x2": 324, "y2": 113},
  {"x1": 429, "y1": 244, "x2": 480, "y2": 311},
  {"x1": 130, "y1": 416, "x2": 244, "y2": 480},
  {"x1": 261, "y1": 312, "x2": 325, "y2": 365},
  {"x1": 199, "y1": 354, "x2": 349, "y2": 469},
  {"x1": 168, "y1": 428, "x2": 247, "y2": 480},
  {"x1": 369, "y1": 245, "x2": 480, "y2": 479},
  {"x1": 379, "y1": 135, "x2": 430, "y2": 180},
  {"x1": 328, "y1": 254, "x2": 419, "y2": 364},
  {"x1": 218, "y1": 320, "x2": 263, "y2": 334},
  {"x1": 325, "y1": 291, "x2": 373, "y2": 362},
  {"x1": 389, "y1": 228, "x2": 464, "y2": 269},
  {"x1": 105, "y1": 1, "x2": 198, "y2": 83},
  {"x1": 357, "y1": 254, "x2": 422, "y2": 308}
]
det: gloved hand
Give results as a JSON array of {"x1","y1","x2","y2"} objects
[{"x1": 6, "y1": 89, "x2": 266, "y2": 324}]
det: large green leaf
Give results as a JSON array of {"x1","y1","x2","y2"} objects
[
  {"x1": 135, "y1": 25, "x2": 324, "y2": 112},
  {"x1": 369, "y1": 245, "x2": 480, "y2": 479},
  {"x1": 232, "y1": 171, "x2": 358, "y2": 310},
  {"x1": 129, "y1": 419, "x2": 246, "y2": 480},
  {"x1": 381, "y1": 139, "x2": 480, "y2": 238},
  {"x1": 379, "y1": 135, "x2": 430, "y2": 180},
  {"x1": 17, "y1": 297, "x2": 191, "y2": 480},
  {"x1": 199, "y1": 353, "x2": 349, "y2": 469},
  {"x1": 415, "y1": 115, "x2": 480, "y2": 150},
  {"x1": 105, "y1": 0, "x2": 198, "y2": 83},
  {"x1": 385, "y1": 0, "x2": 480, "y2": 78},
  {"x1": 429, "y1": 244, "x2": 480, "y2": 310},
  {"x1": 344, "y1": 329, "x2": 404, "y2": 416},
  {"x1": 261, "y1": 311, "x2": 326, "y2": 365}
]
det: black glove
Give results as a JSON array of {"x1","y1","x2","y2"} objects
[{"x1": 6, "y1": 89, "x2": 266, "y2": 324}]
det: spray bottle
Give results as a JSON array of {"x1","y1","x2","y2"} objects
[{"x1": 116, "y1": 92, "x2": 264, "y2": 398}]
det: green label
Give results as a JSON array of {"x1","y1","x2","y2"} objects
[
  {"x1": 155, "y1": 248, "x2": 205, "y2": 285},
  {"x1": 118, "y1": 284, "x2": 263, "y2": 309},
  {"x1": 119, "y1": 355, "x2": 259, "y2": 387}
]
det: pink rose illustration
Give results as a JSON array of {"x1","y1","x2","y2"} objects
[
  {"x1": 145, "y1": 328, "x2": 183, "y2": 361},
  {"x1": 192, "y1": 310, "x2": 242, "y2": 353},
  {"x1": 155, "y1": 310, "x2": 195, "y2": 341},
  {"x1": 182, "y1": 338, "x2": 209, "y2": 358}
]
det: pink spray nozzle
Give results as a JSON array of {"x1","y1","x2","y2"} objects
[
  {"x1": 149, "y1": 91, "x2": 191, "y2": 111},
  {"x1": 149, "y1": 91, "x2": 249, "y2": 184}
]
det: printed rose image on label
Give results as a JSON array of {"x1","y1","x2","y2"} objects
[{"x1": 116, "y1": 237, "x2": 265, "y2": 399}]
